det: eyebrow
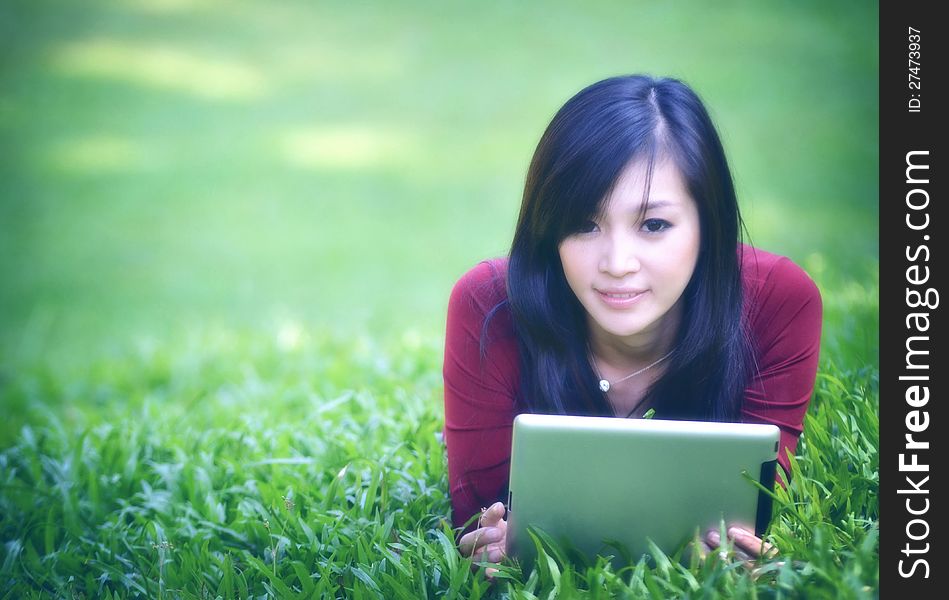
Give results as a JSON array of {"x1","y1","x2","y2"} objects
[
  {"x1": 618, "y1": 199, "x2": 677, "y2": 214},
  {"x1": 596, "y1": 198, "x2": 681, "y2": 220},
  {"x1": 641, "y1": 200, "x2": 676, "y2": 210}
]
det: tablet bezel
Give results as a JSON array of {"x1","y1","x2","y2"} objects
[{"x1": 505, "y1": 414, "x2": 780, "y2": 569}]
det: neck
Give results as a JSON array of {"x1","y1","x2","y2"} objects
[{"x1": 588, "y1": 300, "x2": 681, "y2": 373}]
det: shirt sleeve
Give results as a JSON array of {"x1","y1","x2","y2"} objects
[
  {"x1": 742, "y1": 256, "x2": 823, "y2": 478},
  {"x1": 442, "y1": 261, "x2": 519, "y2": 533}
]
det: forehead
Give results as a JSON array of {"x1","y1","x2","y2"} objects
[{"x1": 602, "y1": 158, "x2": 693, "y2": 211}]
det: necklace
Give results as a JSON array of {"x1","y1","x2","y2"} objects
[{"x1": 588, "y1": 345, "x2": 676, "y2": 393}]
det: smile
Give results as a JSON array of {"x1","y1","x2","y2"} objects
[{"x1": 596, "y1": 289, "x2": 647, "y2": 308}]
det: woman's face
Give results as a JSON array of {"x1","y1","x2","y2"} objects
[{"x1": 558, "y1": 159, "x2": 701, "y2": 348}]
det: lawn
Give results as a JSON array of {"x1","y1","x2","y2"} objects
[{"x1": 1, "y1": 0, "x2": 878, "y2": 597}]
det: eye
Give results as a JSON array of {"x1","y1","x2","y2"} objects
[
  {"x1": 575, "y1": 219, "x2": 599, "y2": 234},
  {"x1": 641, "y1": 218, "x2": 671, "y2": 233}
]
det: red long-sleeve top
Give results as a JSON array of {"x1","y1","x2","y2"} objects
[{"x1": 442, "y1": 245, "x2": 823, "y2": 532}]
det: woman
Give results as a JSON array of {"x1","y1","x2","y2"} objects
[{"x1": 442, "y1": 75, "x2": 822, "y2": 575}]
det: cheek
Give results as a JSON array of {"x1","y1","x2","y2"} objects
[
  {"x1": 655, "y1": 233, "x2": 700, "y2": 289},
  {"x1": 558, "y1": 243, "x2": 590, "y2": 287}
]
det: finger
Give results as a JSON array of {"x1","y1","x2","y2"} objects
[
  {"x1": 459, "y1": 526, "x2": 503, "y2": 556},
  {"x1": 471, "y1": 541, "x2": 504, "y2": 562},
  {"x1": 705, "y1": 529, "x2": 720, "y2": 548},
  {"x1": 727, "y1": 527, "x2": 777, "y2": 559},
  {"x1": 473, "y1": 544, "x2": 492, "y2": 563},
  {"x1": 458, "y1": 530, "x2": 479, "y2": 556},
  {"x1": 485, "y1": 540, "x2": 511, "y2": 564},
  {"x1": 465, "y1": 543, "x2": 500, "y2": 574},
  {"x1": 734, "y1": 547, "x2": 755, "y2": 563},
  {"x1": 704, "y1": 530, "x2": 729, "y2": 561},
  {"x1": 480, "y1": 502, "x2": 505, "y2": 528},
  {"x1": 459, "y1": 527, "x2": 498, "y2": 556},
  {"x1": 486, "y1": 543, "x2": 505, "y2": 563}
]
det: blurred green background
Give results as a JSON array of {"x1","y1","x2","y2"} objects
[{"x1": 1, "y1": 0, "x2": 878, "y2": 369}]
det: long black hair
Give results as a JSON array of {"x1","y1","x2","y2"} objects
[{"x1": 501, "y1": 74, "x2": 752, "y2": 422}]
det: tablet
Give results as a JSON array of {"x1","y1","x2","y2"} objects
[{"x1": 505, "y1": 414, "x2": 779, "y2": 569}]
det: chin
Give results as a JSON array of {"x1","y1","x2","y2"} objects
[
  {"x1": 615, "y1": 326, "x2": 651, "y2": 338},
  {"x1": 598, "y1": 319, "x2": 651, "y2": 338}
]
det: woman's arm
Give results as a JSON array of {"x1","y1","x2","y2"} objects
[
  {"x1": 443, "y1": 260, "x2": 519, "y2": 534},
  {"x1": 741, "y1": 255, "x2": 823, "y2": 478},
  {"x1": 701, "y1": 255, "x2": 821, "y2": 564}
]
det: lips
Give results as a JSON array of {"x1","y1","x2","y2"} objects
[{"x1": 596, "y1": 288, "x2": 647, "y2": 308}]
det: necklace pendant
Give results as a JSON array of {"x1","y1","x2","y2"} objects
[{"x1": 599, "y1": 379, "x2": 610, "y2": 392}]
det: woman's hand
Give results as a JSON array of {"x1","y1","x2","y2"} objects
[
  {"x1": 457, "y1": 501, "x2": 508, "y2": 579},
  {"x1": 703, "y1": 525, "x2": 778, "y2": 563}
]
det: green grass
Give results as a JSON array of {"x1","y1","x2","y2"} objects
[
  {"x1": 0, "y1": 304, "x2": 878, "y2": 598},
  {"x1": 2, "y1": 0, "x2": 878, "y2": 597},
  {"x1": 1, "y1": 260, "x2": 879, "y2": 597}
]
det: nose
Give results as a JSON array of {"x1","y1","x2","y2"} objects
[{"x1": 598, "y1": 231, "x2": 641, "y2": 276}]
